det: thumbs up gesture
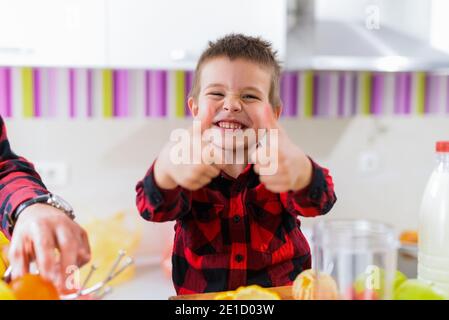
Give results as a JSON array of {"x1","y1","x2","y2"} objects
[
  {"x1": 251, "y1": 105, "x2": 313, "y2": 193},
  {"x1": 154, "y1": 106, "x2": 221, "y2": 191}
]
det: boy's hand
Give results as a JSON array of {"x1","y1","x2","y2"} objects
[
  {"x1": 154, "y1": 107, "x2": 220, "y2": 191},
  {"x1": 251, "y1": 104, "x2": 313, "y2": 193}
]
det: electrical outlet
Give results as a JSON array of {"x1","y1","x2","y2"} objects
[
  {"x1": 34, "y1": 162, "x2": 69, "y2": 187},
  {"x1": 357, "y1": 151, "x2": 380, "y2": 174}
]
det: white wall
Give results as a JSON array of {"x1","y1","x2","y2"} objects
[{"x1": 5, "y1": 115, "x2": 448, "y2": 258}]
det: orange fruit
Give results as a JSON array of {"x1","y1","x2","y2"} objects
[
  {"x1": 399, "y1": 230, "x2": 418, "y2": 245},
  {"x1": 9, "y1": 274, "x2": 60, "y2": 300}
]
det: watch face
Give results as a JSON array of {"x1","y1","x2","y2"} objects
[{"x1": 51, "y1": 195, "x2": 73, "y2": 212}]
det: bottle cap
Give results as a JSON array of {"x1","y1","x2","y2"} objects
[{"x1": 436, "y1": 141, "x2": 449, "y2": 152}]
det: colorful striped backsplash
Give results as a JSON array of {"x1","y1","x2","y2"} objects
[{"x1": 0, "y1": 67, "x2": 448, "y2": 119}]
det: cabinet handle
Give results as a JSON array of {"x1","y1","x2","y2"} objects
[
  {"x1": 0, "y1": 47, "x2": 35, "y2": 55},
  {"x1": 170, "y1": 49, "x2": 187, "y2": 61}
]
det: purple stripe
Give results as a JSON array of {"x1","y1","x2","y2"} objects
[
  {"x1": 0, "y1": 68, "x2": 12, "y2": 117},
  {"x1": 404, "y1": 73, "x2": 412, "y2": 114},
  {"x1": 48, "y1": 69, "x2": 57, "y2": 117},
  {"x1": 424, "y1": 74, "x2": 431, "y2": 114},
  {"x1": 113, "y1": 70, "x2": 119, "y2": 117},
  {"x1": 296, "y1": 71, "x2": 302, "y2": 117},
  {"x1": 153, "y1": 70, "x2": 167, "y2": 117},
  {"x1": 394, "y1": 73, "x2": 404, "y2": 115},
  {"x1": 185, "y1": 71, "x2": 194, "y2": 117},
  {"x1": 351, "y1": 73, "x2": 357, "y2": 115},
  {"x1": 86, "y1": 69, "x2": 93, "y2": 117},
  {"x1": 145, "y1": 71, "x2": 151, "y2": 117},
  {"x1": 321, "y1": 72, "x2": 330, "y2": 117},
  {"x1": 313, "y1": 73, "x2": 319, "y2": 116},
  {"x1": 433, "y1": 75, "x2": 441, "y2": 114},
  {"x1": 33, "y1": 69, "x2": 41, "y2": 117},
  {"x1": 371, "y1": 73, "x2": 383, "y2": 116},
  {"x1": 280, "y1": 72, "x2": 298, "y2": 117},
  {"x1": 5, "y1": 68, "x2": 11, "y2": 117},
  {"x1": 337, "y1": 73, "x2": 345, "y2": 117},
  {"x1": 290, "y1": 72, "x2": 298, "y2": 116},
  {"x1": 146, "y1": 70, "x2": 167, "y2": 117},
  {"x1": 113, "y1": 70, "x2": 129, "y2": 117},
  {"x1": 121, "y1": 71, "x2": 129, "y2": 116},
  {"x1": 0, "y1": 68, "x2": 6, "y2": 117},
  {"x1": 447, "y1": 75, "x2": 449, "y2": 114},
  {"x1": 69, "y1": 69, "x2": 76, "y2": 118}
]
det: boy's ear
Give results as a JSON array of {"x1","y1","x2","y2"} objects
[
  {"x1": 273, "y1": 105, "x2": 282, "y2": 120},
  {"x1": 188, "y1": 97, "x2": 199, "y2": 117}
]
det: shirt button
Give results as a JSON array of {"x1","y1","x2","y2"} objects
[
  {"x1": 235, "y1": 254, "x2": 244, "y2": 263},
  {"x1": 233, "y1": 215, "x2": 241, "y2": 223}
]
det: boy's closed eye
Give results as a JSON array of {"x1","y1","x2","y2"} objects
[
  {"x1": 241, "y1": 94, "x2": 260, "y2": 101},
  {"x1": 207, "y1": 92, "x2": 225, "y2": 99}
]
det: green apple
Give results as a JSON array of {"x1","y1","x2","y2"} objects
[
  {"x1": 393, "y1": 279, "x2": 449, "y2": 300},
  {"x1": 354, "y1": 268, "x2": 407, "y2": 299}
]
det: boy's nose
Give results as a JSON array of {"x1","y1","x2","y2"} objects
[{"x1": 223, "y1": 99, "x2": 242, "y2": 113}]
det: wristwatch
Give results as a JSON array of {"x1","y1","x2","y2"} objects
[{"x1": 12, "y1": 193, "x2": 76, "y2": 224}]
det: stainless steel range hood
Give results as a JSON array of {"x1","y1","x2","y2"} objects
[{"x1": 285, "y1": 0, "x2": 449, "y2": 72}]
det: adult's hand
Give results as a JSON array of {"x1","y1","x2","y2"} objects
[{"x1": 7, "y1": 203, "x2": 91, "y2": 290}]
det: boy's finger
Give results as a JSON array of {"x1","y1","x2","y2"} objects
[{"x1": 204, "y1": 165, "x2": 220, "y2": 178}]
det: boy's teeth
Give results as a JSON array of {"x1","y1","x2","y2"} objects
[{"x1": 218, "y1": 121, "x2": 242, "y2": 129}]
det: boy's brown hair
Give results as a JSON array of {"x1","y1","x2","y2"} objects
[{"x1": 189, "y1": 33, "x2": 282, "y2": 108}]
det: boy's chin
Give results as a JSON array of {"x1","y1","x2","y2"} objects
[{"x1": 210, "y1": 142, "x2": 248, "y2": 153}]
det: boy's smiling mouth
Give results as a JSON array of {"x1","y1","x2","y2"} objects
[{"x1": 213, "y1": 119, "x2": 249, "y2": 130}]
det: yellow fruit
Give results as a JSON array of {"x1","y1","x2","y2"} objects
[
  {"x1": 292, "y1": 269, "x2": 339, "y2": 300},
  {"x1": 233, "y1": 285, "x2": 280, "y2": 300},
  {"x1": 0, "y1": 258, "x2": 6, "y2": 279},
  {"x1": 0, "y1": 232, "x2": 9, "y2": 279},
  {"x1": 0, "y1": 232, "x2": 9, "y2": 246},
  {"x1": 214, "y1": 291, "x2": 236, "y2": 300},
  {"x1": 0, "y1": 280, "x2": 15, "y2": 300}
]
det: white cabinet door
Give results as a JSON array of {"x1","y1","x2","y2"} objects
[
  {"x1": 0, "y1": 0, "x2": 106, "y2": 67},
  {"x1": 107, "y1": 0, "x2": 286, "y2": 69}
]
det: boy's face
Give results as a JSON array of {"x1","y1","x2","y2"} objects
[{"x1": 188, "y1": 57, "x2": 281, "y2": 152}]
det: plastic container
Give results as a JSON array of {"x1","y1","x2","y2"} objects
[
  {"x1": 313, "y1": 219, "x2": 398, "y2": 300},
  {"x1": 418, "y1": 141, "x2": 449, "y2": 294}
]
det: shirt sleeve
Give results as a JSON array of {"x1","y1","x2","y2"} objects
[
  {"x1": 0, "y1": 116, "x2": 48, "y2": 238},
  {"x1": 135, "y1": 161, "x2": 192, "y2": 222},
  {"x1": 280, "y1": 158, "x2": 337, "y2": 218}
]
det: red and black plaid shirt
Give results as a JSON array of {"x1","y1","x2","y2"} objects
[
  {"x1": 0, "y1": 116, "x2": 48, "y2": 238},
  {"x1": 136, "y1": 158, "x2": 336, "y2": 295}
]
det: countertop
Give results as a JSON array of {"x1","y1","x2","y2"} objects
[{"x1": 104, "y1": 262, "x2": 176, "y2": 300}]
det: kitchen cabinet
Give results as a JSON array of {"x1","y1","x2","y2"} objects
[
  {"x1": 107, "y1": 0, "x2": 287, "y2": 69},
  {"x1": 0, "y1": 0, "x2": 106, "y2": 67}
]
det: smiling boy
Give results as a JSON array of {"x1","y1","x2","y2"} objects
[{"x1": 136, "y1": 34, "x2": 336, "y2": 294}]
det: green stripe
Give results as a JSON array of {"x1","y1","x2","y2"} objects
[
  {"x1": 361, "y1": 72, "x2": 372, "y2": 115},
  {"x1": 304, "y1": 71, "x2": 314, "y2": 118},
  {"x1": 175, "y1": 71, "x2": 185, "y2": 118},
  {"x1": 103, "y1": 70, "x2": 113, "y2": 118},
  {"x1": 22, "y1": 68, "x2": 34, "y2": 118},
  {"x1": 416, "y1": 72, "x2": 426, "y2": 115}
]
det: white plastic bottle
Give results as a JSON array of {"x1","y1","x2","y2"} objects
[{"x1": 418, "y1": 141, "x2": 449, "y2": 293}]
